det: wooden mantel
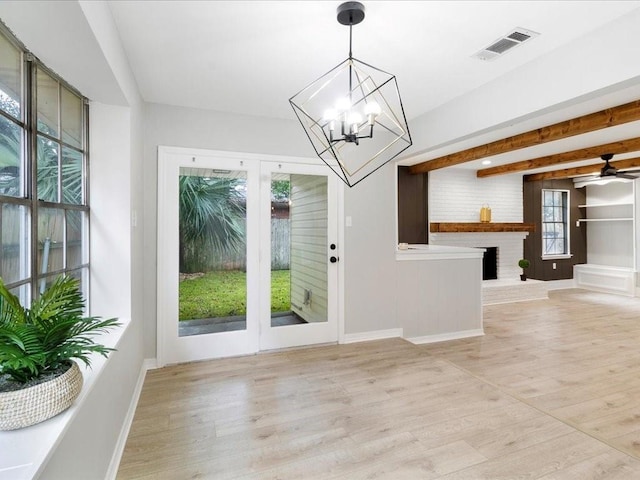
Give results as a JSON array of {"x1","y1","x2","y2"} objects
[{"x1": 430, "y1": 222, "x2": 536, "y2": 233}]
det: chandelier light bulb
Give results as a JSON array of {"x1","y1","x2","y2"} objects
[
  {"x1": 335, "y1": 97, "x2": 351, "y2": 112},
  {"x1": 348, "y1": 112, "x2": 362, "y2": 133},
  {"x1": 364, "y1": 100, "x2": 381, "y2": 125},
  {"x1": 324, "y1": 109, "x2": 338, "y2": 131},
  {"x1": 324, "y1": 109, "x2": 337, "y2": 121},
  {"x1": 364, "y1": 100, "x2": 381, "y2": 116}
]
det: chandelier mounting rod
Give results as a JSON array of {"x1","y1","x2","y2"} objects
[{"x1": 337, "y1": 1, "x2": 365, "y2": 60}]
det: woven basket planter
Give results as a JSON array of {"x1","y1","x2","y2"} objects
[{"x1": 0, "y1": 361, "x2": 83, "y2": 431}]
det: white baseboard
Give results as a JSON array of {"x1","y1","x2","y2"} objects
[
  {"x1": 342, "y1": 328, "x2": 403, "y2": 344},
  {"x1": 545, "y1": 279, "x2": 576, "y2": 290},
  {"x1": 574, "y1": 264, "x2": 635, "y2": 296},
  {"x1": 406, "y1": 329, "x2": 484, "y2": 345},
  {"x1": 105, "y1": 359, "x2": 152, "y2": 480},
  {"x1": 143, "y1": 357, "x2": 159, "y2": 370}
]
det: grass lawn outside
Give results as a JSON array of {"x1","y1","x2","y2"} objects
[{"x1": 179, "y1": 269, "x2": 290, "y2": 320}]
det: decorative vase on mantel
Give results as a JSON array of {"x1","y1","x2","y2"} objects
[{"x1": 480, "y1": 204, "x2": 491, "y2": 223}]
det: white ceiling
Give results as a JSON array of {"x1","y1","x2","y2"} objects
[
  {"x1": 104, "y1": 0, "x2": 640, "y2": 175},
  {"x1": 108, "y1": 0, "x2": 640, "y2": 123},
  {"x1": 4, "y1": 1, "x2": 635, "y2": 175}
]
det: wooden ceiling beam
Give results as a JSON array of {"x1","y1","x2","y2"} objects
[
  {"x1": 476, "y1": 137, "x2": 640, "y2": 178},
  {"x1": 524, "y1": 157, "x2": 640, "y2": 182},
  {"x1": 408, "y1": 99, "x2": 640, "y2": 174}
]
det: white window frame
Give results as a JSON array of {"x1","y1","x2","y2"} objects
[{"x1": 541, "y1": 188, "x2": 571, "y2": 260}]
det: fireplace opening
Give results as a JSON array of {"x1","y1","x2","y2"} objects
[{"x1": 481, "y1": 247, "x2": 498, "y2": 280}]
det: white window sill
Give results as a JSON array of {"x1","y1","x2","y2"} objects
[
  {"x1": 541, "y1": 254, "x2": 573, "y2": 260},
  {"x1": 0, "y1": 319, "x2": 131, "y2": 480}
]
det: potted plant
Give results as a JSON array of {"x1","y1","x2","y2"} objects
[
  {"x1": 0, "y1": 275, "x2": 119, "y2": 430},
  {"x1": 518, "y1": 259, "x2": 530, "y2": 281}
]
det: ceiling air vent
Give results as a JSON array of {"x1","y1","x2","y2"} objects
[{"x1": 472, "y1": 27, "x2": 539, "y2": 61}]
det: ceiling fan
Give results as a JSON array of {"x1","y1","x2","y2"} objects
[
  {"x1": 599, "y1": 153, "x2": 638, "y2": 179},
  {"x1": 573, "y1": 153, "x2": 639, "y2": 188}
]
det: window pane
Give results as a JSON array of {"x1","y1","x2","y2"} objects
[
  {"x1": 61, "y1": 87, "x2": 82, "y2": 148},
  {"x1": 62, "y1": 146, "x2": 82, "y2": 204},
  {"x1": 1, "y1": 203, "x2": 29, "y2": 284},
  {"x1": 36, "y1": 274, "x2": 58, "y2": 298},
  {"x1": 0, "y1": 34, "x2": 21, "y2": 120},
  {"x1": 8, "y1": 282, "x2": 29, "y2": 308},
  {"x1": 0, "y1": 114, "x2": 23, "y2": 197},
  {"x1": 66, "y1": 209, "x2": 86, "y2": 268},
  {"x1": 67, "y1": 267, "x2": 89, "y2": 312},
  {"x1": 38, "y1": 207, "x2": 64, "y2": 276},
  {"x1": 543, "y1": 191, "x2": 553, "y2": 205},
  {"x1": 37, "y1": 68, "x2": 59, "y2": 137},
  {"x1": 553, "y1": 206, "x2": 563, "y2": 222},
  {"x1": 37, "y1": 135, "x2": 59, "y2": 202}
]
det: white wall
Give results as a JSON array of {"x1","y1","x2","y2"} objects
[
  {"x1": 88, "y1": 103, "x2": 133, "y2": 318},
  {"x1": 343, "y1": 162, "x2": 399, "y2": 334}
]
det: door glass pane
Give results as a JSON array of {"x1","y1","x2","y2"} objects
[
  {"x1": 0, "y1": 33, "x2": 21, "y2": 120},
  {"x1": 37, "y1": 68, "x2": 59, "y2": 137},
  {"x1": 271, "y1": 173, "x2": 327, "y2": 327},
  {"x1": 1, "y1": 203, "x2": 29, "y2": 284},
  {"x1": 178, "y1": 168, "x2": 247, "y2": 337}
]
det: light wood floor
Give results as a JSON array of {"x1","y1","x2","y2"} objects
[{"x1": 118, "y1": 289, "x2": 640, "y2": 479}]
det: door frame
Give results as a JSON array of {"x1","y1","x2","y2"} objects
[{"x1": 156, "y1": 146, "x2": 345, "y2": 367}]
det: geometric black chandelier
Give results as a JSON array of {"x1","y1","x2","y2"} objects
[{"x1": 289, "y1": 1, "x2": 412, "y2": 187}]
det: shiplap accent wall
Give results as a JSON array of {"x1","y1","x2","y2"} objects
[
  {"x1": 290, "y1": 174, "x2": 328, "y2": 323},
  {"x1": 429, "y1": 169, "x2": 525, "y2": 280}
]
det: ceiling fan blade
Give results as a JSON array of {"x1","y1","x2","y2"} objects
[{"x1": 616, "y1": 172, "x2": 638, "y2": 180}]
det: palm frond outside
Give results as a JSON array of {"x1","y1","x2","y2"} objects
[{"x1": 179, "y1": 175, "x2": 246, "y2": 273}]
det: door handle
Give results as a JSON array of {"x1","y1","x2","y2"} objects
[{"x1": 330, "y1": 256, "x2": 339, "y2": 263}]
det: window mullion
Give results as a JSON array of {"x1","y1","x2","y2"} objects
[{"x1": 27, "y1": 57, "x2": 39, "y2": 301}]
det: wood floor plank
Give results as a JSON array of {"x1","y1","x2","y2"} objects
[{"x1": 118, "y1": 289, "x2": 640, "y2": 479}]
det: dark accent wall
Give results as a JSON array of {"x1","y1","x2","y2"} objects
[
  {"x1": 397, "y1": 166, "x2": 428, "y2": 244},
  {"x1": 523, "y1": 178, "x2": 587, "y2": 280}
]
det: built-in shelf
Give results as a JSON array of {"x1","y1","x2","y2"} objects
[
  {"x1": 577, "y1": 218, "x2": 633, "y2": 223},
  {"x1": 578, "y1": 202, "x2": 633, "y2": 208},
  {"x1": 430, "y1": 222, "x2": 536, "y2": 233}
]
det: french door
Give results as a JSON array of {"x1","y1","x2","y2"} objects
[{"x1": 157, "y1": 147, "x2": 339, "y2": 366}]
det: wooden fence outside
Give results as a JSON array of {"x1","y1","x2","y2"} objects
[{"x1": 181, "y1": 218, "x2": 290, "y2": 273}]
